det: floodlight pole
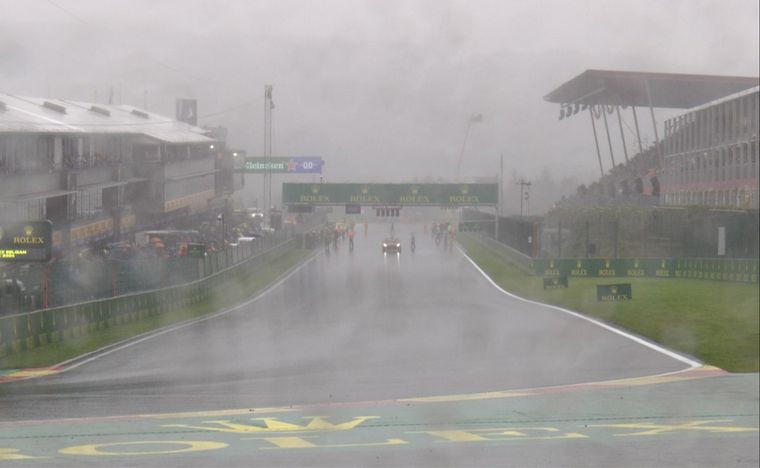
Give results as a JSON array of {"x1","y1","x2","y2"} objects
[
  {"x1": 456, "y1": 114, "x2": 482, "y2": 180},
  {"x1": 262, "y1": 87, "x2": 268, "y2": 214},
  {"x1": 499, "y1": 152, "x2": 504, "y2": 216},
  {"x1": 494, "y1": 204, "x2": 499, "y2": 241},
  {"x1": 495, "y1": 153, "x2": 503, "y2": 241},
  {"x1": 456, "y1": 119, "x2": 473, "y2": 180},
  {"x1": 269, "y1": 98, "x2": 273, "y2": 212},
  {"x1": 264, "y1": 85, "x2": 274, "y2": 218}
]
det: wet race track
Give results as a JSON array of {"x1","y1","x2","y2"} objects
[{"x1": 1, "y1": 224, "x2": 758, "y2": 466}]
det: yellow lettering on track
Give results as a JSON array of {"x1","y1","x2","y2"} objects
[
  {"x1": 163, "y1": 416, "x2": 378, "y2": 434},
  {"x1": 0, "y1": 448, "x2": 49, "y2": 460},
  {"x1": 262, "y1": 437, "x2": 318, "y2": 449},
  {"x1": 301, "y1": 416, "x2": 378, "y2": 431},
  {"x1": 419, "y1": 427, "x2": 588, "y2": 443},
  {"x1": 424, "y1": 430, "x2": 490, "y2": 442},
  {"x1": 59, "y1": 440, "x2": 227, "y2": 457},
  {"x1": 254, "y1": 437, "x2": 408, "y2": 450},
  {"x1": 588, "y1": 419, "x2": 760, "y2": 437}
]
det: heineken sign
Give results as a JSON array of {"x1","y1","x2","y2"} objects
[
  {"x1": 283, "y1": 183, "x2": 498, "y2": 206},
  {"x1": 239, "y1": 157, "x2": 322, "y2": 174},
  {"x1": 0, "y1": 220, "x2": 53, "y2": 262}
]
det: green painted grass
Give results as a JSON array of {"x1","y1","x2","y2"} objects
[
  {"x1": 0, "y1": 248, "x2": 314, "y2": 370},
  {"x1": 459, "y1": 235, "x2": 759, "y2": 372}
]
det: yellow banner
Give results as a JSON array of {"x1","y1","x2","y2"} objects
[
  {"x1": 120, "y1": 214, "x2": 137, "y2": 232},
  {"x1": 164, "y1": 190, "x2": 215, "y2": 213},
  {"x1": 71, "y1": 218, "x2": 114, "y2": 242}
]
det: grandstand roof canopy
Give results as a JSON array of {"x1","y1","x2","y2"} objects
[
  {"x1": 0, "y1": 93, "x2": 213, "y2": 144},
  {"x1": 544, "y1": 69, "x2": 759, "y2": 109}
]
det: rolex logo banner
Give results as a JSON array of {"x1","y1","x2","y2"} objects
[{"x1": 597, "y1": 283, "x2": 632, "y2": 301}]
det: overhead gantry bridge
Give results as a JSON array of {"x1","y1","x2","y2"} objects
[{"x1": 283, "y1": 182, "x2": 499, "y2": 231}]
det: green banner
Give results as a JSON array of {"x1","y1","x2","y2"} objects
[
  {"x1": 543, "y1": 276, "x2": 568, "y2": 289},
  {"x1": 533, "y1": 257, "x2": 758, "y2": 284},
  {"x1": 597, "y1": 283, "x2": 632, "y2": 301},
  {"x1": 283, "y1": 183, "x2": 498, "y2": 206},
  {"x1": 186, "y1": 243, "x2": 206, "y2": 258}
]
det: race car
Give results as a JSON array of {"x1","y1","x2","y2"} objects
[{"x1": 382, "y1": 237, "x2": 401, "y2": 254}]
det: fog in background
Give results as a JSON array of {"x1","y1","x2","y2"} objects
[{"x1": 2, "y1": 0, "x2": 758, "y2": 214}]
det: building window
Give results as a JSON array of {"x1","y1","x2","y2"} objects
[
  {"x1": 13, "y1": 199, "x2": 46, "y2": 221},
  {"x1": 76, "y1": 189, "x2": 103, "y2": 219}
]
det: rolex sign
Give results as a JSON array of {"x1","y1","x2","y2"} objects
[{"x1": 0, "y1": 220, "x2": 53, "y2": 262}]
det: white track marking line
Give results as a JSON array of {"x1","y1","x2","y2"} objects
[
  {"x1": 53, "y1": 251, "x2": 320, "y2": 374},
  {"x1": 456, "y1": 245, "x2": 702, "y2": 369}
]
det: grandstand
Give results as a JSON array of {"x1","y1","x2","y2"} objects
[
  {"x1": 467, "y1": 71, "x2": 759, "y2": 260},
  {"x1": 662, "y1": 86, "x2": 759, "y2": 209},
  {"x1": 544, "y1": 70, "x2": 759, "y2": 209}
]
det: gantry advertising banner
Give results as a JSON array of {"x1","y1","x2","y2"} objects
[
  {"x1": 282, "y1": 183, "x2": 498, "y2": 206},
  {"x1": 240, "y1": 157, "x2": 322, "y2": 174}
]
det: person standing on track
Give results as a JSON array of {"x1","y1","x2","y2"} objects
[{"x1": 323, "y1": 228, "x2": 331, "y2": 253}]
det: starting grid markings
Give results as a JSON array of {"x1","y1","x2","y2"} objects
[{"x1": 1, "y1": 416, "x2": 757, "y2": 460}]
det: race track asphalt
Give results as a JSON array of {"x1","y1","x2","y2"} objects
[{"x1": 0, "y1": 224, "x2": 756, "y2": 467}]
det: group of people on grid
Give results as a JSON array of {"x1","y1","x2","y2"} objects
[
  {"x1": 310, "y1": 221, "x2": 456, "y2": 254},
  {"x1": 431, "y1": 222, "x2": 456, "y2": 248}
]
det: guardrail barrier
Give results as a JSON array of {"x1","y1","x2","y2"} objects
[
  {"x1": 0, "y1": 235, "x2": 300, "y2": 358},
  {"x1": 461, "y1": 232, "x2": 758, "y2": 284}
]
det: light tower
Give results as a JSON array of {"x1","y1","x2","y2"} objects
[{"x1": 264, "y1": 85, "x2": 274, "y2": 217}]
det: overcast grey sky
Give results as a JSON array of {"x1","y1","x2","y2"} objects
[{"x1": 2, "y1": 0, "x2": 758, "y2": 190}]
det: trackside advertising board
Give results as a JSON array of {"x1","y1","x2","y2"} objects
[
  {"x1": 0, "y1": 220, "x2": 53, "y2": 262},
  {"x1": 534, "y1": 258, "x2": 758, "y2": 283},
  {"x1": 597, "y1": 283, "x2": 633, "y2": 301},
  {"x1": 186, "y1": 243, "x2": 206, "y2": 258},
  {"x1": 543, "y1": 276, "x2": 569, "y2": 289}
]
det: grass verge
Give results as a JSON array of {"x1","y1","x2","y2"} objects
[
  {"x1": 459, "y1": 235, "x2": 759, "y2": 372},
  {"x1": 0, "y1": 248, "x2": 314, "y2": 370}
]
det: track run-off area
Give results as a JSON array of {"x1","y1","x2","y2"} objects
[{"x1": 0, "y1": 224, "x2": 757, "y2": 467}]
